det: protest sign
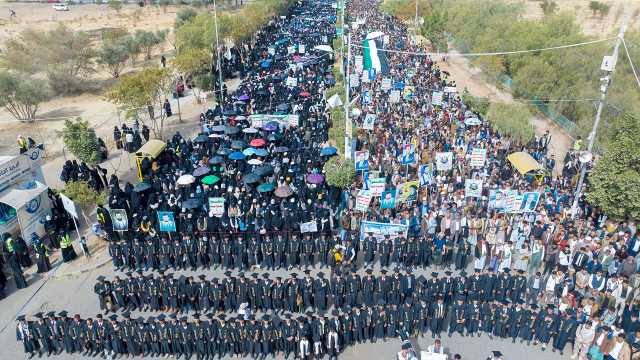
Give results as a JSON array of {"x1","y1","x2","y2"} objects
[
  {"x1": 380, "y1": 189, "x2": 397, "y2": 209},
  {"x1": 520, "y1": 191, "x2": 541, "y2": 213},
  {"x1": 359, "y1": 221, "x2": 408, "y2": 242},
  {"x1": 157, "y1": 211, "x2": 176, "y2": 232},
  {"x1": 300, "y1": 221, "x2": 318, "y2": 233},
  {"x1": 418, "y1": 164, "x2": 432, "y2": 186},
  {"x1": 431, "y1": 91, "x2": 444, "y2": 106},
  {"x1": 389, "y1": 90, "x2": 400, "y2": 103},
  {"x1": 398, "y1": 143, "x2": 416, "y2": 165},
  {"x1": 350, "y1": 73, "x2": 360, "y2": 87},
  {"x1": 208, "y1": 197, "x2": 225, "y2": 217},
  {"x1": 355, "y1": 189, "x2": 373, "y2": 212},
  {"x1": 362, "y1": 113, "x2": 376, "y2": 130},
  {"x1": 286, "y1": 76, "x2": 297, "y2": 87},
  {"x1": 362, "y1": 90, "x2": 371, "y2": 105},
  {"x1": 470, "y1": 148, "x2": 487, "y2": 167},
  {"x1": 354, "y1": 151, "x2": 370, "y2": 171},
  {"x1": 436, "y1": 152, "x2": 453, "y2": 171},
  {"x1": 397, "y1": 181, "x2": 419, "y2": 204},
  {"x1": 370, "y1": 178, "x2": 386, "y2": 196},
  {"x1": 110, "y1": 209, "x2": 128, "y2": 232},
  {"x1": 464, "y1": 179, "x2": 483, "y2": 198},
  {"x1": 489, "y1": 189, "x2": 510, "y2": 211},
  {"x1": 381, "y1": 78, "x2": 392, "y2": 91}
]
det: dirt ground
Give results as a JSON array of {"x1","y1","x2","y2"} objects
[
  {"x1": 512, "y1": 0, "x2": 640, "y2": 36},
  {"x1": 0, "y1": 3, "x2": 181, "y2": 46}
]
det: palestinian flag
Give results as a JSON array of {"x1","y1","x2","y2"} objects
[{"x1": 362, "y1": 38, "x2": 389, "y2": 75}]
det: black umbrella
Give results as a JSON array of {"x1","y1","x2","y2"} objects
[
  {"x1": 182, "y1": 198, "x2": 201, "y2": 209},
  {"x1": 208, "y1": 156, "x2": 225, "y2": 165},
  {"x1": 216, "y1": 148, "x2": 232, "y2": 156},
  {"x1": 231, "y1": 140, "x2": 247, "y2": 150},
  {"x1": 243, "y1": 173, "x2": 261, "y2": 184},
  {"x1": 255, "y1": 165, "x2": 274, "y2": 177},
  {"x1": 276, "y1": 103, "x2": 289, "y2": 111},
  {"x1": 133, "y1": 182, "x2": 151, "y2": 192},
  {"x1": 225, "y1": 126, "x2": 240, "y2": 135},
  {"x1": 223, "y1": 109, "x2": 238, "y2": 116},
  {"x1": 193, "y1": 134, "x2": 209, "y2": 143}
]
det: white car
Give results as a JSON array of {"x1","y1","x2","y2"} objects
[{"x1": 52, "y1": 3, "x2": 69, "y2": 11}]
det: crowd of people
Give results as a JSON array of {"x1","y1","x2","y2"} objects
[{"x1": 12, "y1": 0, "x2": 640, "y2": 359}]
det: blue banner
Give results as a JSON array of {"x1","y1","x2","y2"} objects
[
  {"x1": 157, "y1": 211, "x2": 176, "y2": 232},
  {"x1": 359, "y1": 220, "x2": 408, "y2": 242}
]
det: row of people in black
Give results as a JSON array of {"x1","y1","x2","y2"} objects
[
  {"x1": 19, "y1": 294, "x2": 577, "y2": 360},
  {"x1": 93, "y1": 268, "x2": 540, "y2": 316},
  {"x1": 107, "y1": 232, "x2": 471, "y2": 272}
]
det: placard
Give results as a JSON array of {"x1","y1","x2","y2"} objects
[
  {"x1": 380, "y1": 189, "x2": 397, "y2": 209},
  {"x1": 208, "y1": 197, "x2": 225, "y2": 217},
  {"x1": 355, "y1": 189, "x2": 373, "y2": 212},
  {"x1": 443, "y1": 86, "x2": 457, "y2": 93},
  {"x1": 354, "y1": 151, "x2": 370, "y2": 171},
  {"x1": 110, "y1": 209, "x2": 128, "y2": 232},
  {"x1": 435, "y1": 152, "x2": 453, "y2": 171},
  {"x1": 349, "y1": 73, "x2": 360, "y2": 88},
  {"x1": 464, "y1": 179, "x2": 483, "y2": 198},
  {"x1": 381, "y1": 78, "x2": 392, "y2": 91},
  {"x1": 389, "y1": 90, "x2": 400, "y2": 103},
  {"x1": 418, "y1": 164, "x2": 432, "y2": 186},
  {"x1": 370, "y1": 178, "x2": 386, "y2": 197},
  {"x1": 59, "y1": 193, "x2": 78, "y2": 219},
  {"x1": 432, "y1": 91, "x2": 444, "y2": 106},
  {"x1": 157, "y1": 211, "x2": 176, "y2": 232},
  {"x1": 398, "y1": 143, "x2": 416, "y2": 165},
  {"x1": 520, "y1": 191, "x2": 541, "y2": 213},
  {"x1": 470, "y1": 148, "x2": 487, "y2": 167},
  {"x1": 396, "y1": 181, "x2": 419, "y2": 204},
  {"x1": 300, "y1": 221, "x2": 318, "y2": 233},
  {"x1": 286, "y1": 76, "x2": 297, "y2": 87},
  {"x1": 362, "y1": 113, "x2": 376, "y2": 130}
]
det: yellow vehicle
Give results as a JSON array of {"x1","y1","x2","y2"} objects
[{"x1": 135, "y1": 139, "x2": 166, "y2": 181}]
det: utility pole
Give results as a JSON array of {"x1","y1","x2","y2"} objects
[
  {"x1": 344, "y1": 31, "x2": 352, "y2": 159},
  {"x1": 414, "y1": 0, "x2": 419, "y2": 38},
  {"x1": 571, "y1": 6, "x2": 629, "y2": 218}
]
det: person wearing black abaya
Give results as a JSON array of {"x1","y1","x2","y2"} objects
[{"x1": 8, "y1": 254, "x2": 28, "y2": 289}]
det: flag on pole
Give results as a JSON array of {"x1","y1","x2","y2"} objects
[{"x1": 362, "y1": 38, "x2": 389, "y2": 75}]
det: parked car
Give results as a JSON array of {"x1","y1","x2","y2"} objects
[{"x1": 52, "y1": 3, "x2": 70, "y2": 11}]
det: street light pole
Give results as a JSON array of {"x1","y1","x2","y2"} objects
[
  {"x1": 571, "y1": 6, "x2": 629, "y2": 218},
  {"x1": 344, "y1": 31, "x2": 352, "y2": 159}
]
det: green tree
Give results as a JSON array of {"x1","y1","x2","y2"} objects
[
  {"x1": 175, "y1": 8, "x2": 198, "y2": 29},
  {"x1": 587, "y1": 114, "x2": 640, "y2": 219},
  {"x1": 106, "y1": 67, "x2": 172, "y2": 139},
  {"x1": 0, "y1": 71, "x2": 50, "y2": 122},
  {"x1": 98, "y1": 40, "x2": 130, "y2": 78},
  {"x1": 324, "y1": 156, "x2": 355, "y2": 189},
  {"x1": 135, "y1": 29, "x2": 168, "y2": 60},
  {"x1": 59, "y1": 118, "x2": 101, "y2": 165},
  {"x1": 486, "y1": 102, "x2": 535, "y2": 144},
  {"x1": 172, "y1": 48, "x2": 211, "y2": 102},
  {"x1": 119, "y1": 35, "x2": 143, "y2": 65},
  {"x1": 461, "y1": 88, "x2": 489, "y2": 116},
  {"x1": 107, "y1": 0, "x2": 123, "y2": 13},
  {"x1": 589, "y1": 1, "x2": 610, "y2": 18},
  {"x1": 539, "y1": 0, "x2": 558, "y2": 16},
  {"x1": 61, "y1": 180, "x2": 107, "y2": 226},
  {"x1": 2, "y1": 24, "x2": 95, "y2": 95}
]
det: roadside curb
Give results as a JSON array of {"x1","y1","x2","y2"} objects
[{"x1": 51, "y1": 257, "x2": 112, "y2": 280}]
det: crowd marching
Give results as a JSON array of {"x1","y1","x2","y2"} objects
[{"x1": 10, "y1": 0, "x2": 640, "y2": 359}]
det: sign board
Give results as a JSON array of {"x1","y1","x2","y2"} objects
[
  {"x1": 398, "y1": 143, "x2": 416, "y2": 165},
  {"x1": 390, "y1": 90, "x2": 401, "y2": 103},
  {"x1": 354, "y1": 151, "x2": 370, "y2": 171},
  {"x1": 464, "y1": 179, "x2": 483, "y2": 198},
  {"x1": 249, "y1": 114, "x2": 299, "y2": 128},
  {"x1": 431, "y1": 91, "x2": 444, "y2": 106},
  {"x1": 418, "y1": 164, "x2": 432, "y2": 186},
  {"x1": 470, "y1": 148, "x2": 487, "y2": 167},
  {"x1": 286, "y1": 76, "x2": 298, "y2": 87},
  {"x1": 362, "y1": 113, "x2": 376, "y2": 130},
  {"x1": 396, "y1": 181, "x2": 419, "y2": 204},
  {"x1": 381, "y1": 78, "x2": 392, "y2": 91},
  {"x1": 355, "y1": 189, "x2": 373, "y2": 212},
  {"x1": 443, "y1": 86, "x2": 457, "y2": 93},
  {"x1": 350, "y1": 73, "x2": 360, "y2": 88},
  {"x1": 519, "y1": 191, "x2": 541, "y2": 213},
  {"x1": 157, "y1": 211, "x2": 176, "y2": 232},
  {"x1": 110, "y1": 209, "x2": 128, "y2": 232},
  {"x1": 370, "y1": 177, "x2": 386, "y2": 196},
  {"x1": 208, "y1": 197, "x2": 225, "y2": 217},
  {"x1": 359, "y1": 220, "x2": 408, "y2": 242},
  {"x1": 435, "y1": 152, "x2": 453, "y2": 171},
  {"x1": 59, "y1": 193, "x2": 78, "y2": 219},
  {"x1": 380, "y1": 189, "x2": 397, "y2": 209},
  {"x1": 300, "y1": 221, "x2": 318, "y2": 233}
]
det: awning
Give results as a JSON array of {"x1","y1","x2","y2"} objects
[
  {"x1": 135, "y1": 139, "x2": 166, "y2": 159},
  {"x1": 0, "y1": 181, "x2": 48, "y2": 209},
  {"x1": 507, "y1": 152, "x2": 544, "y2": 175}
]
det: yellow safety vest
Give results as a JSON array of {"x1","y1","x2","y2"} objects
[
  {"x1": 17, "y1": 138, "x2": 27, "y2": 150},
  {"x1": 5, "y1": 238, "x2": 13, "y2": 253},
  {"x1": 60, "y1": 234, "x2": 72, "y2": 249}
]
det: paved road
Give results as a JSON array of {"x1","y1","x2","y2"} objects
[{"x1": 0, "y1": 257, "x2": 567, "y2": 360}]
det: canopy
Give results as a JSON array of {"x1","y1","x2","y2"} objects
[
  {"x1": 0, "y1": 181, "x2": 48, "y2": 209},
  {"x1": 135, "y1": 139, "x2": 166, "y2": 158},
  {"x1": 507, "y1": 152, "x2": 544, "y2": 175}
]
